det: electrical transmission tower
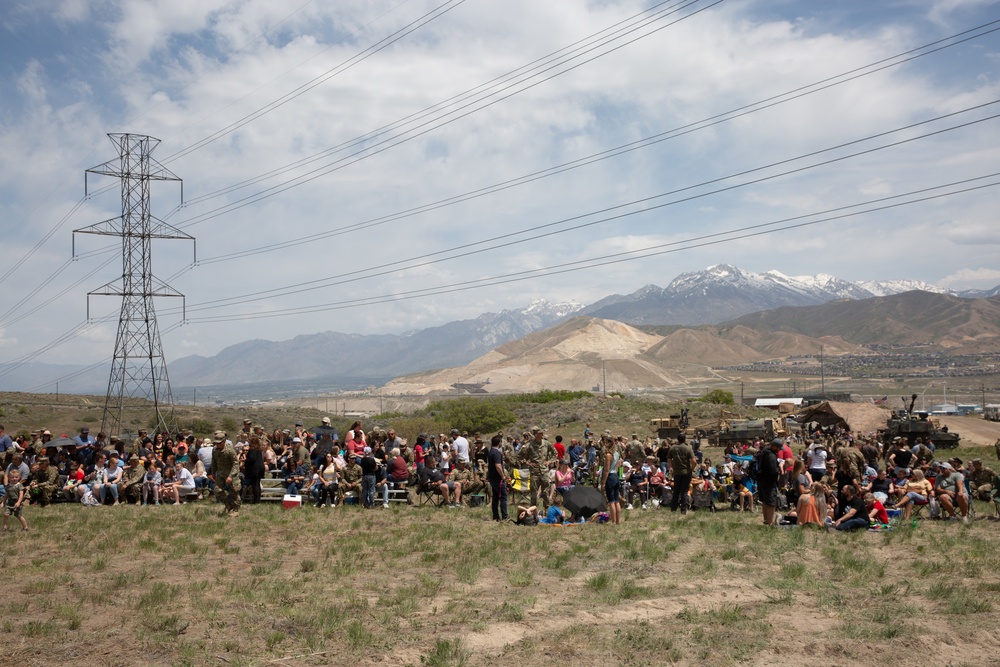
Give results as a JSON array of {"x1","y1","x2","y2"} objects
[{"x1": 73, "y1": 133, "x2": 193, "y2": 437}]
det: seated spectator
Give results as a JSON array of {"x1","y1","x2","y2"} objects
[
  {"x1": 933, "y1": 462, "x2": 969, "y2": 522},
  {"x1": 100, "y1": 453, "x2": 123, "y2": 505},
  {"x1": 789, "y1": 482, "x2": 828, "y2": 527},
  {"x1": 648, "y1": 466, "x2": 666, "y2": 501},
  {"x1": 539, "y1": 500, "x2": 565, "y2": 525},
  {"x1": 164, "y1": 461, "x2": 197, "y2": 504},
  {"x1": 866, "y1": 492, "x2": 888, "y2": 526},
  {"x1": 893, "y1": 469, "x2": 932, "y2": 520},
  {"x1": 315, "y1": 453, "x2": 339, "y2": 508},
  {"x1": 142, "y1": 461, "x2": 162, "y2": 506},
  {"x1": 731, "y1": 472, "x2": 754, "y2": 512},
  {"x1": 121, "y1": 455, "x2": 145, "y2": 504},
  {"x1": 386, "y1": 448, "x2": 409, "y2": 484},
  {"x1": 418, "y1": 455, "x2": 460, "y2": 507},
  {"x1": 62, "y1": 461, "x2": 85, "y2": 501},
  {"x1": 282, "y1": 458, "x2": 309, "y2": 497},
  {"x1": 831, "y1": 486, "x2": 868, "y2": 531},
  {"x1": 553, "y1": 459, "x2": 574, "y2": 500},
  {"x1": 866, "y1": 468, "x2": 893, "y2": 504},
  {"x1": 184, "y1": 455, "x2": 209, "y2": 499},
  {"x1": 623, "y1": 462, "x2": 647, "y2": 510}
]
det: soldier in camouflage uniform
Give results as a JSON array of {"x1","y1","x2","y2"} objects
[
  {"x1": 968, "y1": 459, "x2": 995, "y2": 501},
  {"x1": 27, "y1": 457, "x2": 58, "y2": 505},
  {"x1": 120, "y1": 455, "x2": 146, "y2": 504},
  {"x1": 628, "y1": 434, "x2": 645, "y2": 466},
  {"x1": 527, "y1": 426, "x2": 550, "y2": 512},
  {"x1": 131, "y1": 429, "x2": 148, "y2": 457},
  {"x1": 210, "y1": 432, "x2": 241, "y2": 516},
  {"x1": 450, "y1": 460, "x2": 481, "y2": 505},
  {"x1": 340, "y1": 457, "x2": 363, "y2": 503},
  {"x1": 502, "y1": 437, "x2": 517, "y2": 477}
]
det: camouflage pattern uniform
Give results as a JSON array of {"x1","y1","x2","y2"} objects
[
  {"x1": 527, "y1": 438, "x2": 549, "y2": 511},
  {"x1": 211, "y1": 442, "x2": 241, "y2": 515},
  {"x1": 969, "y1": 463, "x2": 995, "y2": 501},
  {"x1": 628, "y1": 437, "x2": 645, "y2": 465},
  {"x1": 341, "y1": 462, "x2": 362, "y2": 502},
  {"x1": 450, "y1": 465, "x2": 481, "y2": 504},
  {"x1": 29, "y1": 461, "x2": 59, "y2": 504},
  {"x1": 502, "y1": 440, "x2": 517, "y2": 476},
  {"x1": 120, "y1": 460, "x2": 146, "y2": 504}
]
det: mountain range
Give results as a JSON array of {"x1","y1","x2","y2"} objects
[{"x1": 4, "y1": 265, "x2": 998, "y2": 392}]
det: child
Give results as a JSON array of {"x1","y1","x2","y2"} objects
[
  {"x1": 143, "y1": 461, "x2": 162, "y2": 506},
  {"x1": 3, "y1": 470, "x2": 28, "y2": 531}
]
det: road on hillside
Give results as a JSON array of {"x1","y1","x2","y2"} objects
[{"x1": 936, "y1": 415, "x2": 1000, "y2": 447}]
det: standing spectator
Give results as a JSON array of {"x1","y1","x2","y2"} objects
[
  {"x1": 667, "y1": 434, "x2": 696, "y2": 515},
  {"x1": 210, "y1": 432, "x2": 241, "y2": 517},
  {"x1": 600, "y1": 434, "x2": 622, "y2": 525},
  {"x1": 757, "y1": 439, "x2": 782, "y2": 526},
  {"x1": 451, "y1": 429, "x2": 470, "y2": 464},
  {"x1": 552, "y1": 435, "x2": 566, "y2": 461},
  {"x1": 360, "y1": 447, "x2": 378, "y2": 509},
  {"x1": 243, "y1": 436, "x2": 266, "y2": 504},
  {"x1": 487, "y1": 435, "x2": 508, "y2": 521},
  {"x1": 3, "y1": 469, "x2": 28, "y2": 531}
]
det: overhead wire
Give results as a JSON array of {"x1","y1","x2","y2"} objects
[
  {"x1": 180, "y1": 174, "x2": 1000, "y2": 322},
  {"x1": 18, "y1": 169, "x2": 997, "y2": 390},
  {"x1": 177, "y1": 0, "x2": 713, "y2": 207},
  {"x1": 167, "y1": 0, "x2": 723, "y2": 228},
  {"x1": 157, "y1": 100, "x2": 1000, "y2": 315},
  {"x1": 173, "y1": 17, "x2": 1000, "y2": 272},
  {"x1": 160, "y1": 0, "x2": 470, "y2": 164}
]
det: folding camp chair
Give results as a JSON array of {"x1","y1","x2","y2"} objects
[{"x1": 510, "y1": 468, "x2": 531, "y2": 505}]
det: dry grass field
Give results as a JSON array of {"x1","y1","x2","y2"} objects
[{"x1": 3, "y1": 446, "x2": 999, "y2": 667}]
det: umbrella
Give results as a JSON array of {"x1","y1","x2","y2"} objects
[
  {"x1": 48, "y1": 437, "x2": 78, "y2": 449},
  {"x1": 561, "y1": 485, "x2": 607, "y2": 519}
]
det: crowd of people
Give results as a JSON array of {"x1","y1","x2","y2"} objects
[{"x1": 0, "y1": 418, "x2": 997, "y2": 531}]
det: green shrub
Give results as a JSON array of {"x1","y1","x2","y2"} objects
[
  {"x1": 419, "y1": 397, "x2": 516, "y2": 434},
  {"x1": 220, "y1": 417, "x2": 238, "y2": 432},
  {"x1": 183, "y1": 418, "x2": 215, "y2": 435},
  {"x1": 698, "y1": 389, "x2": 735, "y2": 405},
  {"x1": 504, "y1": 390, "x2": 592, "y2": 404}
]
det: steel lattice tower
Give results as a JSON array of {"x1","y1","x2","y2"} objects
[{"x1": 74, "y1": 133, "x2": 193, "y2": 437}]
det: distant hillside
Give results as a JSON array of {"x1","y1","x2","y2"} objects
[
  {"x1": 725, "y1": 291, "x2": 1000, "y2": 353},
  {"x1": 385, "y1": 316, "x2": 863, "y2": 395}
]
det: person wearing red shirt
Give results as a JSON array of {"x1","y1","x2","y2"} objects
[
  {"x1": 553, "y1": 435, "x2": 566, "y2": 461},
  {"x1": 866, "y1": 492, "x2": 888, "y2": 525}
]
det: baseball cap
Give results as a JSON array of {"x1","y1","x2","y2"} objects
[
  {"x1": 363, "y1": 446, "x2": 372, "y2": 455},
  {"x1": 322, "y1": 417, "x2": 331, "y2": 425}
]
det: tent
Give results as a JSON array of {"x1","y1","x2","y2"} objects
[{"x1": 795, "y1": 401, "x2": 890, "y2": 436}]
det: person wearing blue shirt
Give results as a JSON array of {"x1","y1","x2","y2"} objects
[{"x1": 0, "y1": 425, "x2": 12, "y2": 455}]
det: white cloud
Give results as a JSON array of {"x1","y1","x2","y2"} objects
[
  {"x1": 939, "y1": 267, "x2": 1000, "y2": 289},
  {"x1": 2, "y1": 0, "x2": 1000, "y2": 368}
]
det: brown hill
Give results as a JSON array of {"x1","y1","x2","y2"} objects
[
  {"x1": 385, "y1": 316, "x2": 860, "y2": 394},
  {"x1": 727, "y1": 292, "x2": 1000, "y2": 353}
]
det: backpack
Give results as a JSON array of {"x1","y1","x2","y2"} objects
[{"x1": 747, "y1": 452, "x2": 760, "y2": 482}]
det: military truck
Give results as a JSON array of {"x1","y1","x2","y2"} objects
[
  {"x1": 715, "y1": 417, "x2": 779, "y2": 446},
  {"x1": 880, "y1": 394, "x2": 960, "y2": 450}
]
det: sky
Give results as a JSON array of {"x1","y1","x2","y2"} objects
[{"x1": 1, "y1": 0, "x2": 999, "y2": 375}]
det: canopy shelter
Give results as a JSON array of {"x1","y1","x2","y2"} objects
[{"x1": 795, "y1": 401, "x2": 890, "y2": 437}]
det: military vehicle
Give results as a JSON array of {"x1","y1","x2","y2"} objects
[
  {"x1": 715, "y1": 417, "x2": 779, "y2": 445},
  {"x1": 881, "y1": 394, "x2": 960, "y2": 450}
]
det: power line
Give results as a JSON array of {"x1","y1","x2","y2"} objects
[
  {"x1": 160, "y1": 0, "x2": 470, "y2": 164},
  {"x1": 159, "y1": 100, "x2": 1000, "y2": 315},
  {"x1": 178, "y1": 0, "x2": 713, "y2": 207},
  {"x1": 168, "y1": 18, "x2": 1000, "y2": 270},
  {"x1": 17, "y1": 171, "x2": 996, "y2": 389},
  {"x1": 180, "y1": 175, "x2": 1000, "y2": 323},
  {"x1": 167, "y1": 0, "x2": 723, "y2": 229}
]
